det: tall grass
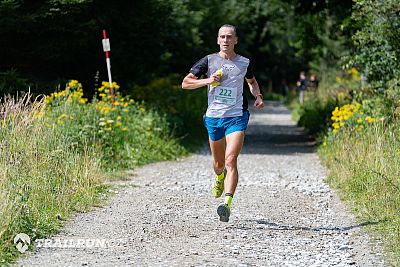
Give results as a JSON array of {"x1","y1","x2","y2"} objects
[
  {"x1": 0, "y1": 80, "x2": 190, "y2": 263},
  {"x1": 0, "y1": 94, "x2": 106, "y2": 263},
  {"x1": 319, "y1": 121, "x2": 400, "y2": 265}
]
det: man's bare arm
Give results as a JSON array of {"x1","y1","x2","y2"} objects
[
  {"x1": 181, "y1": 72, "x2": 220, "y2": 89},
  {"x1": 246, "y1": 76, "x2": 265, "y2": 109},
  {"x1": 245, "y1": 77, "x2": 261, "y2": 97}
]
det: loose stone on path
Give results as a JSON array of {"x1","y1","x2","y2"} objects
[{"x1": 17, "y1": 101, "x2": 386, "y2": 267}]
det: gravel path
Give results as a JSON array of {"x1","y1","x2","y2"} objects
[{"x1": 17, "y1": 101, "x2": 386, "y2": 266}]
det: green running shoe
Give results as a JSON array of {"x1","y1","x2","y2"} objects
[
  {"x1": 212, "y1": 169, "x2": 226, "y2": 198},
  {"x1": 217, "y1": 203, "x2": 230, "y2": 222}
]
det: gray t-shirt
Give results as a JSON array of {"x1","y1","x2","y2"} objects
[{"x1": 189, "y1": 53, "x2": 254, "y2": 118}]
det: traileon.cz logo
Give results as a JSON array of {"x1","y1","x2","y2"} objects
[
  {"x1": 13, "y1": 233, "x2": 131, "y2": 253},
  {"x1": 14, "y1": 233, "x2": 31, "y2": 253}
]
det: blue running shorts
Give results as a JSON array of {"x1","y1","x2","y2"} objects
[{"x1": 203, "y1": 111, "x2": 250, "y2": 141}]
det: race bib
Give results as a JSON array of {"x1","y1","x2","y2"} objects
[{"x1": 213, "y1": 86, "x2": 237, "y2": 105}]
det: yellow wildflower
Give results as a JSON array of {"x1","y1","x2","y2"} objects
[{"x1": 366, "y1": 116, "x2": 375, "y2": 123}]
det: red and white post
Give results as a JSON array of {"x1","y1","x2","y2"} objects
[{"x1": 102, "y1": 29, "x2": 115, "y2": 105}]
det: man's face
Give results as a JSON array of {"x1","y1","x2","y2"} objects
[{"x1": 217, "y1": 27, "x2": 237, "y2": 53}]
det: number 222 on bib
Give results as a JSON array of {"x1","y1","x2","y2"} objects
[{"x1": 213, "y1": 86, "x2": 237, "y2": 105}]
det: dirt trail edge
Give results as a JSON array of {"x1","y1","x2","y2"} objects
[{"x1": 18, "y1": 101, "x2": 386, "y2": 267}]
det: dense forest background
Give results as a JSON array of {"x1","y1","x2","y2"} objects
[{"x1": 0, "y1": 0, "x2": 353, "y2": 96}]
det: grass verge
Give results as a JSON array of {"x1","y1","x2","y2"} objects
[
  {"x1": 0, "y1": 79, "x2": 195, "y2": 263},
  {"x1": 319, "y1": 121, "x2": 400, "y2": 265}
]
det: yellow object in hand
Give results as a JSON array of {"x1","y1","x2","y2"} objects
[{"x1": 211, "y1": 68, "x2": 223, "y2": 87}]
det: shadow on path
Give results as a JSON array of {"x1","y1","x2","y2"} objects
[
  {"x1": 251, "y1": 219, "x2": 384, "y2": 232},
  {"x1": 229, "y1": 219, "x2": 385, "y2": 233}
]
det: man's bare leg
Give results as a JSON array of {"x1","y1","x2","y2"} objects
[
  {"x1": 208, "y1": 137, "x2": 226, "y2": 175},
  {"x1": 209, "y1": 137, "x2": 227, "y2": 198},
  {"x1": 215, "y1": 131, "x2": 245, "y2": 222},
  {"x1": 224, "y1": 131, "x2": 245, "y2": 194}
]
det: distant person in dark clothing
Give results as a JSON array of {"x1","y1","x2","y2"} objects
[
  {"x1": 296, "y1": 71, "x2": 307, "y2": 105},
  {"x1": 307, "y1": 74, "x2": 319, "y2": 92}
]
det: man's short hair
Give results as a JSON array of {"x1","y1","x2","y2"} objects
[{"x1": 218, "y1": 24, "x2": 237, "y2": 36}]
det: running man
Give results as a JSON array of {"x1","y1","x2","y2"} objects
[{"x1": 181, "y1": 24, "x2": 265, "y2": 222}]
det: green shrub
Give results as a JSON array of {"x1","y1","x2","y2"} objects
[
  {"x1": 128, "y1": 74, "x2": 207, "y2": 142},
  {"x1": 46, "y1": 80, "x2": 187, "y2": 170},
  {"x1": 349, "y1": 0, "x2": 400, "y2": 116},
  {"x1": 296, "y1": 94, "x2": 338, "y2": 135}
]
